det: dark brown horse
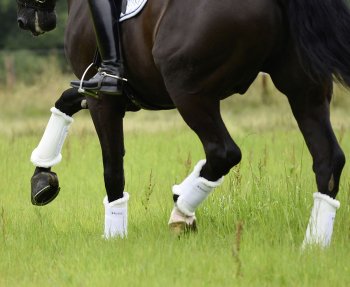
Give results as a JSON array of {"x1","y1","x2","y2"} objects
[{"x1": 17, "y1": 0, "x2": 350, "y2": 245}]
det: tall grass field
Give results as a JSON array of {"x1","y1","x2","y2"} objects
[{"x1": 0, "y1": 69, "x2": 350, "y2": 286}]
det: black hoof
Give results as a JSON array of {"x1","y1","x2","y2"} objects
[{"x1": 31, "y1": 171, "x2": 60, "y2": 206}]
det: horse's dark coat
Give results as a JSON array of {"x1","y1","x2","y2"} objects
[{"x1": 17, "y1": 0, "x2": 350, "y2": 203}]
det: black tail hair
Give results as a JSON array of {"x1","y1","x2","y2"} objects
[{"x1": 287, "y1": 0, "x2": 350, "y2": 88}]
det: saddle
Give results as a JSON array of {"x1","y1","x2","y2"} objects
[{"x1": 120, "y1": 0, "x2": 148, "y2": 22}]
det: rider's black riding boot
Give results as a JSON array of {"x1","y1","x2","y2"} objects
[{"x1": 71, "y1": 0, "x2": 124, "y2": 95}]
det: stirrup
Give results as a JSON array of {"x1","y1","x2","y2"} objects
[
  {"x1": 77, "y1": 63, "x2": 99, "y2": 98},
  {"x1": 76, "y1": 64, "x2": 128, "y2": 97}
]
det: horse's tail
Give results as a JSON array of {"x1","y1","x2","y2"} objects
[{"x1": 287, "y1": 0, "x2": 350, "y2": 88}]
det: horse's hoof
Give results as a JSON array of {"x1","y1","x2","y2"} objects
[
  {"x1": 31, "y1": 171, "x2": 60, "y2": 206},
  {"x1": 168, "y1": 206, "x2": 197, "y2": 236},
  {"x1": 169, "y1": 220, "x2": 197, "y2": 237}
]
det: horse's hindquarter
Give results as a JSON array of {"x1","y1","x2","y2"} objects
[{"x1": 152, "y1": 0, "x2": 284, "y2": 99}]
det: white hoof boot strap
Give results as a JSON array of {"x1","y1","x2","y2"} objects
[
  {"x1": 103, "y1": 192, "x2": 129, "y2": 239},
  {"x1": 31, "y1": 107, "x2": 73, "y2": 168},
  {"x1": 175, "y1": 160, "x2": 224, "y2": 216},
  {"x1": 302, "y1": 192, "x2": 340, "y2": 248}
]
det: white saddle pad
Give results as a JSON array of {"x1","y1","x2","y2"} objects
[{"x1": 120, "y1": 0, "x2": 148, "y2": 22}]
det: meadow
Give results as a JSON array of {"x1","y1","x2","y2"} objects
[{"x1": 0, "y1": 64, "x2": 350, "y2": 286}]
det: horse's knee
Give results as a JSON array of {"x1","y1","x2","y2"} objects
[
  {"x1": 55, "y1": 88, "x2": 86, "y2": 116},
  {"x1": 202, "y1": 142, "x2": 242, "y2": 181}
]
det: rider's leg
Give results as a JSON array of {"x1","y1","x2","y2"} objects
[{"x1": 71, "y1": 0, "x2": 124, "y2": 95}]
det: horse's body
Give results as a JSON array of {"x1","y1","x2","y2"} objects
[
  {"x1": 17, "y1": 0, "x2": 350, "y2": 244},
  {"x1": 67, "y1": 0, "x2": 280, "y2": 105}
]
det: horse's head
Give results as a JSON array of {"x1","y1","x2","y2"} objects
[{"x1": 16, "y1": 0, "x2": 57, "y2": 36}]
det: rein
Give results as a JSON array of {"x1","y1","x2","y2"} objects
[{"x1": 16, "y1": 0, "x2": 56, "y2": 12}]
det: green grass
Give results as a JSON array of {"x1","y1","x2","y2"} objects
[
  {"x1": 0, "y1": 126, "x2": 350, "y2": 286},
  {"x1": 0, "y1": 73, "x2": 350, "y2": 286}
]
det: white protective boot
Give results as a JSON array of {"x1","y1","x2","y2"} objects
[
  {"x1": 31, "y1": 107, "x2": 73, "y2": 168},
  {"x1": 302, "y1": 192, "x2": 340, "y2": 248},
  {"x1": 169, "y1": 160, "x2": 224, "y2": 232},
  {"x1": 176, "y1": 160, "x2": 224, "y2": 216},
  {"x1": 103, "y1": 192, "x2": 129, "y2": 239}
]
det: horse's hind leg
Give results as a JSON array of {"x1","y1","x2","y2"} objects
[
  {"x1": 30, "y1": 88, "x2": 87, "y2": 205},
  {"x1": 168, "y1": 94, "x2": 242, "y2": 234},
  {"x1": 269, "y1": 59, "x2": 345, "y2": 247}
]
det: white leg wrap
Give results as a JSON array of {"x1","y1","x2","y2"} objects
[
  {"x1": 172, "y1": 160, "x2": 206, "y2": 197},
  {"x1": 175, "y1": 160, "x2": 224, "y2": 216},
  {"x1": 302, "y1": 192, "x2": 340, "y2": 248},
  {"x1": 31, "y1": 107, "x2": 73, "y2": 168},
  {"x1": 104, "y1": 192, "x2": 129, "y2": 239}
]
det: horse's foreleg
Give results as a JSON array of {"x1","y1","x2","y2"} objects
[
  {"x1": 168, "y1": 96, "x2": 242, "y2": 234},
  {"x1": 30, "y1": 88, "x2": 87, "y2": 205},
  {"x1": 288, "y1": 89, "x2": 345, "y2": 248},
  {"x1": 87, "y1": 95, "x2": 128, "y2": 239}
]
